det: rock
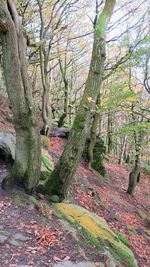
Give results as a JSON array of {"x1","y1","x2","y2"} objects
[
  {"x1": 0, "y1": 132, "x2": 55, "y2": 173},
  {"x1": 0, "y1": 230, "x2": 11, "y2": 236},
  {"x1": 0, "y1": 132, "x2": 15, "y2": 160},
  {"x1": 13, "y1": 233, "x2": 30, "y2": 242},
  {"x1": 8, "y1": 239, "x2": 23, "y2": 246},
  {"x1": 0, "y1": 235, "x2": 8, "y2": 245},
  {"x1": 56, "y1": 204, "x2": 138, "y2": 267},
  {"x1": 54, "y1": 261, "x2": 96, "y2": 267},
  {"x1": 49, "y1": 127, "x2": 70, "y2": 138},
  {"x1": 102, "y1": 251, "x2": 116, "y2": 267},
  {"x1": 27, "y1": 196, "x2": 39, "y2": 209}
]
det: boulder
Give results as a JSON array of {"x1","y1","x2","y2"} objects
[
  {"x1": 49, "y1": 127, "x2": 70, "y2": 138},
  {"x1": 0, "y1": 133, "x2": 54, "y2": 175},
  {"x1": 56, "y1": 204, "x2": 138, "y2": 267},
  {"x1": 0, "y1": 132, "x2": 15, "y2": 160}
]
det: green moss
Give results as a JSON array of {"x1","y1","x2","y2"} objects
[
  {"x1": 115, "y1": 231, "x2": 130, "y2": 247},
  {"x1": 138, "y1": 210, "x2": 148, "y2": 220},
  {"x1": 110, "y1": 241, "x2": 137, "y2": 267},
  {"x1": 1, "y1": 175, "x2": 13, "y2": 189},
  {"x1": 42, "y1": 154, "x2": 53, "y2": 173},
  {"x1": 95, "y1": 13, "x2": 106, "y2": 38},
  {"x1": 12, "y1": 194, "x2": 26, "y2": 207},
  {"x1": 56, "y1": 203, "x2": 138, "y2": 267},
  {"x1": 83, "y1": 137, "x2": 106, "y2": 176},
  {"x1": 127, "y1": 226, "x2": 137, "y2": 235},
  {"x1": 73, "y1": 111, "x2": 86, "y2": 131},
  {"x1": 48, "y1": 195, "x2": 60, "y2": 203}
]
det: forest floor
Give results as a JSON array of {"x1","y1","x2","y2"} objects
[
  {"x1": 0, "y1": 97, "x2": 150, "y2": 267},
  {"x1": 0, "y1": 137, "x2": 150, "y2": 267}
]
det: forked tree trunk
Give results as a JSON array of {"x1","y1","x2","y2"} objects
[
  {"x1": 0, "y1": 0, "x2": 41, "y2": 192},
  {"x1": 44, "y1": 0, "x2": 116, "y2": 199}
]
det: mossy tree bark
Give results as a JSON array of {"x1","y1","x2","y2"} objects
[
  {"x1": 127, "y1": 130, "x2": 142, "y2": 196},
  {"x1": 0, "y1": 0, "x2": 41, "y2": 192},
  {"x1": 44, "y1": 0, "x2": 116, "y2": 199},
  {"x1": 107, "y1": 108, "x2": 113, "y2": 154},
  {"x1": 118, "y1": 135, "x2": 127, "y2": 165},
  {"x1": 37, "y1": 0, "x2": 51, "y2": 135},
  {"x1": 58, "y1": 58, "x2": 69, "y2": 127},
  {"x1": 88, "y1": 92, "x2": 101, "y2": 169}
]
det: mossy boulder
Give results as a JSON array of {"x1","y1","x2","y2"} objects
[{"x1": 56, "y1": 203, "x2": 138, "y2": 267}]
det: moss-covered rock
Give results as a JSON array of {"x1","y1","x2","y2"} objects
[{"x1": 56, "y1": 203, "x2": 138, "y2": 267}]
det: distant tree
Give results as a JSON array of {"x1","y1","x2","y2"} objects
[{"x1": 0, "y1": 0, "x2": 41, "y2": 192}]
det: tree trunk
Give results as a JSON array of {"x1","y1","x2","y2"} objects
[
  {"x1": 127, "y1": 130, "x2": 142, "y2": 196},
  {"x1": 58, "y1": 80, "x2": 68, "y2": 127},
  {"x1": 127, "y1": 163, "x2": 140, "y2": 196},
  {"x1": 118, "y1": 135, "x2": 127, "y2": 165},
  {"x1": 58, "y1": 59, "x2": 69, "y2": 127},
  {"x1": 0, "y1": 0, "x2": 41, "y2": 192},
  {"x1": 44, "y1": 0, "x2": 116, "y2": 199},
  {"x1": 107, "y1": 109, "x2": 113, "y2": 154},
  {"x1": 40, "y1": 50, "x2": 51, "y2": 136},
  {"x1": 88, "y1": 92, "x2": 101, "y2": 169}
]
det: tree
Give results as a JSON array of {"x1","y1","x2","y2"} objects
[
  {"x1": 0, "y1": 0, "x2": 41, "y2": 192},
  {"x1": 43, "y1": 0, "x2": 116, "y2": 199}
]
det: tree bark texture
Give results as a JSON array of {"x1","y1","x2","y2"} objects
[
  {"x1": 88, "y1": 92, "x2": 101, "y2": 169},
  {"x1": 127, "y1": 131, "x2": 142, "y2": 196},
  {"x1": 58, "y1": 59, "x2": 69, "y2": 127},
  {"x1": 44, "y1": 0, "x2": 116, "y2": 199},
  {"x1": 0, "y1": 0, "x2": 41, "y2": 192}
]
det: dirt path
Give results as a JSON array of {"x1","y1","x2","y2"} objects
[{"x1": 0, "y1": 161, "x2": 85, "y2": 267}]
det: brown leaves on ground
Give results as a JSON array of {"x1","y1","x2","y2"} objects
[
  {"x1": 0, "y1": 137, "x2": 149, "y2": 267},
  {"x1": 35, "y1": 226, "x2": 62, "y2": 246},
  {"x1": 50, "y1": 138, "x2": 150, "y2": 267}
]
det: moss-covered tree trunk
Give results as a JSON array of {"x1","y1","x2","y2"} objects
[
  {"x1": 107, "y1": 109, "x2": 113, "y2": 154},
  {"x1": 0, "y1": 0, "x2": 41, "y2": 192},
  {"x1": 127, "y1": 131, "x2": 142, "y2": 196},
  {"x1": 38, "y1": 0, "x2": 51, "y2": 136},
  {"x1": 118, "y1": 135, "x2": 127, "y2": 165},
  {"x1": 88, "y1": 92, "x2": 101, "y2": 169},
  {"x1": 44, "y1": 0, "x2": 116, "y2": 199},
  {"x1": 127, "y1": 163, "x2": 140, "y2": 196},
  {"x1": 58, "y1": 59, "x2": 69, "y2": 127}
]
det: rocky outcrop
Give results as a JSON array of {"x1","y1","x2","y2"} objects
[
  {"x1": 56, "y1": 203, "x2": 138, "y2": 267},
  {"x1": 40, "y1": 127, "x2": 70, "y2": 138},
  {"x1": 0, "y1": 132, "x2": 15, "y2": 160},
  {"x1": 0, "y1": 133, "x2": 54, "y2": 178}
]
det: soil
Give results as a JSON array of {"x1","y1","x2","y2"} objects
[{"x1": 0, "y1": 96, "x2": 150, "y2": 267}]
